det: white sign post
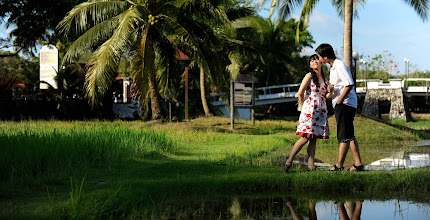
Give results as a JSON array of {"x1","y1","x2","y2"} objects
[{"x1": 39, "y1": 45, "x2": 58, "y2": 89}]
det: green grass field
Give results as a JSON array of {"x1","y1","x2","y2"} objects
[{"x1": 0, "y1": 115, "x2": 429, "y2": 218}]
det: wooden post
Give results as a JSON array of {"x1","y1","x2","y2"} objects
[
  {"x1": 174, "y1": 49, "x2": 192, "y2": 122},
  {"x1": 185, "y1": 66, "x2": 188, "y2": 121},
  {"x1": 230, "y1": 80, "x2": 234, "y2": 130},
  {"x1": 252, "y1": 82, "x2": 255, "y2": 126},
  {"x1": 251, "y1": 108, "x2": 255, "y2": 126},
  {"x1": 169, "y1": 102, "x2": 172, "y2": 123}
]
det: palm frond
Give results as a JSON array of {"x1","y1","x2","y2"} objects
[
  {"x1": 226, "y1": 51, "x2": 243, "y2": 79},
  {"x1": 174, "y1": 0, "x2": 229, "y2": 24},
  {"x1": 231, "y1": 16, "x2": 270, "y2": 43},
  {"x1": 61, "y1": 17, "x2": 120, "y2": 65},
  {"x1": 157, "y1": 13, "x2": 204, "y2": 61},
  {"x1": 131, "y1": 27, "x2": 157, "y2": 108},
  {"x1": 268, "y1": 0, "x2": 303, "y2": 20},
  {"x1": 331, "y1": 0, "x2": 366, "y2": 20},
  {"x1": 57, "y1": 0, "x2": 129, "y2": 38},
  {"x1": 84, "y1": 7, "x2": 144, "y2": 106},
  {"x1": 403, "y1": 0, "x2": 429, "y2": 21},
  {"x1": 130, "y1": 46, "x2": 150, "y2": 109},
  {"x1": 295, "y1": 0, "x2": 318, "y2": 45}
]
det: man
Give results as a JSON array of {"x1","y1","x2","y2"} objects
[{"x1": 315, "y1": 43, "x2": 364, "y2": 171}]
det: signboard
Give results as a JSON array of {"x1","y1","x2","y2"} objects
[
  {"x1": 39, "y1": 45, "x2": 58, "y2": 89},
  {"x1": 233, "y1": 81, "x2": 255, "y2": 107},
  {"x1": 230, "y1": 79, "x2": 256, "y2": 130}
]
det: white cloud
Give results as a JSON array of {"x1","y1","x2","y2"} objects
[
  {"x1": 300, "y1": 47, "x2": 315, "y2": 56},
  {"x1": 307, "y1": 9, "x2": 343, "y2": 33}
]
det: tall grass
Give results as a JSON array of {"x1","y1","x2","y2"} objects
[
  {"x1": 0, "y1": 115, "x2": 423, "y2": 183},
  {"x1": 0, "y1": 125, "x2": 175, "y2": 182},
  {"x1": 0, "y1": 117, "x2": 429, "y2": 218}
]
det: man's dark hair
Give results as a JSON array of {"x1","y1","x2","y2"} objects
[{"x1": 315, "y1": 43, "x2": 336, "y2": 59}]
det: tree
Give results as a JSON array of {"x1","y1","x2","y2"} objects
[
  {"x1": 226, "y1": 16, "x2": 314, "y2": 86},
  {"x1": 0, "y1": 0, "x2": 86, "y2": 57},
  {"x1": 189, "y1": 0, "x2": 256, "y2": 117},
  {"x1": 57, "y1": 0, "x2": 218, "y2": 120},
  {"x1": 358, "y1": 51, "x2": 399, "y2": 80},
  {"x1": 262, "y1": 0, "x2": 429, "y2": 69},
  {"x1": 0, "y1": 53, "x2": 28, "y2": 99}
]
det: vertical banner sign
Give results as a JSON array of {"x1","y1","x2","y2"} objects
[{"x1": 39, "y1": 45, "x2": 58, "y2": 89}]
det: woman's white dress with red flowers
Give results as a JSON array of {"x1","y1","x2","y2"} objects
[{"x1": 296, "y1": 79, "x2": 330, "y2": 139}]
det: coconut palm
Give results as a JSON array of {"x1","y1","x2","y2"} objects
[
  {"x1": 154, "y1": 0, "x2": 255, "y2": 117},
  {"x1": 226, "y1": 16, "x2": 314, "y2": 86},
  {"x1": 262, "y1": 0, "x2": 429, "y2": 68},
  {"x1": 192, "y1": 1, "x2": 256, "y2": 116},
  {"x1": 57, "y1": 0, "x2": 217, "y2": 119}
]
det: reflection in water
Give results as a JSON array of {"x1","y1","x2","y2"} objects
[
  {"x1": 365, "y1": 151, "x2": 430, "y2": 171},
  {"x1": 286, "y1": 200, "x2": 317, "y2": 220},
  {"x1": 229, "y1": 197, "x2": 242, "y2": 219},
  {"x1": 286, "y1": 200, "x2": 363, "y2": 220},
  {"x1": 178, "y1": 197, "x2": 430, "y2": 219},
  {"x1": 337, "y1": 201, "x2": 363, "y2": 220}
]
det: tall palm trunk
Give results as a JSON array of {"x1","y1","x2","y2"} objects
[
  {"x1": 142, "y1": 31, "x2": 163, "y2": 120},
  {"x1": 199, "y1": 64, "x2": 213, "y2": 117},
  {"x1": 148, "y1": 65, "x2": 163, "y2": 119},
  {"x1": 343, "y1": 0, "x2": 353, "y2": 69}
]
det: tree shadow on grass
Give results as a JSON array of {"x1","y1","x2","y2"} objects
[{"x1": 187, "y1": 121, "x2": 296, "y2": 135}]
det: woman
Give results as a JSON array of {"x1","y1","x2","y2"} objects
[{"x1": 282, "y1": 54, "x2": 330, "y2": 172}]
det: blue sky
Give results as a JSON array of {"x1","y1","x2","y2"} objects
[
  {"x1": 259, "y1": 0, "x2": 430, "y2": 74},
  {"x1": 1, "y1": 1, "x2": 429, "y2": 74}
]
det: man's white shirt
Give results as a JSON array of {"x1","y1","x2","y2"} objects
[{"x1": 329, "y1": 58, "x2": 357, "y2": 108}]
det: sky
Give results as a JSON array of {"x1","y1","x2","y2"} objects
[
  {"x1": 1, "y1": 0, "x2": 429, "y2": 74},
  {"x1": 258, "y1": 0, "x2": 430, "y2": 74}
]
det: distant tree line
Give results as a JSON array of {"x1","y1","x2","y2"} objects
[
  {"x1": 0, "y1": 0, "x2": 316, "y2": 120},
  {"x1": 1, "y1": 1, "x2": 427, "y2": 120}
]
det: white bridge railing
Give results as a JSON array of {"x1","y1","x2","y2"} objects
[
  {"x1": 356, "y1": 78, "x2": 430, "y2": 96},
  {"x1": 210, "y1": 78, "x2": 429, "y2": 106},
  {"x1": 255, "y1": 83, "x2": 300, "y2": 105}
]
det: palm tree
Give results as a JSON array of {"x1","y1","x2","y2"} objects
[
  {"x1": 262, "y1": 0, "x2": 429, "y2": 69},
  {"x1": 177, "y1": 0, "x2": 255, "y2": 117},
  {"x1": 57, "y1": 0, "x2": 213, "y2": 120},
  {"x1": 226, "y1": 16, "x2": 314, "y2": 86}
]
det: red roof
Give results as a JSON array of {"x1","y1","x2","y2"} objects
[{"x1": 0, "y1": 78, "x2": 25, "y2": 88}]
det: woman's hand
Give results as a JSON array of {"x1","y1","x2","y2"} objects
[
  {"x1": 327, "y1": 83, "x2": 334, "y2": 94},
  {"x1": 326, "y1": 83, "x2": 334, "y2": 99}
]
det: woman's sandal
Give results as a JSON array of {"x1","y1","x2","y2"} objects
[
  {"x1": 329, "y1": 164, "x2": 344, "y2": 172},
  {"x1": 282, "y1": 160, "x2": 292, "y2": 173},
  {"x1": 349, "y1": 164, "x2": 365, "y2": 172}
]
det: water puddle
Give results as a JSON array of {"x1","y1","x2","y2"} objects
[
  {"x1": 172, "y1": 197, "x2": 430, "y2": 219},
  {"x1": 365, "y1": 140, "x2": 430, "y2": 171},
  {"x1": 281, "y1": 140, "x2": 430, "y2": 171},
  {"x1": 365, "y1": 151, "x2": 430, "y2": 171}
]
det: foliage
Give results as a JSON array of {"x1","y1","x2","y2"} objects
[
  {"x1": 0, "y1": 0, "x2": 86, "y2": 54},
  {"x1": 263, "y1": 0, "x2": 429, "y2": 73},
  {"x1": 57, "y1": 0, "x2": 247, "y2": 119},
  {"x1": 226, "y1": 16, "x2": 314, "y2": 86},
  {"x1": 357, "y1": 50, "x2": 399, "y2": 80},
  {"x1": 0, "y1": 52, "x2": 38, "y2": 100}
]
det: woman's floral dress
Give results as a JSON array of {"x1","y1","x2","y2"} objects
[{"x1": 296, "y1": 78, "x2": 330, "y2": 139}]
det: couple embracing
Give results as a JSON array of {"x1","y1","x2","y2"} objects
[{"x1": 282, "y1": 43, "x2": 364, "y2": 172}]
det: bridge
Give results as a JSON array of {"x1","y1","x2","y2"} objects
[
  {"x1": 356, "y1": 78, "x2": 430, "y2": 96},
  {"x1": 210, "y1": 78, "x2": 429, "y2": 120}
]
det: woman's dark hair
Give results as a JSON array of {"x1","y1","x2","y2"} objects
[
  {"x1": 308, "y1": 54, "x2": 326, "y2": 88},
  {"x1": 315, "y1": 43, "x2": 336, "y2": 59}
]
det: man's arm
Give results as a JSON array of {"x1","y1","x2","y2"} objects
[{"x1": 336, "y1": 85, "x2": 353, "y2": 104}]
